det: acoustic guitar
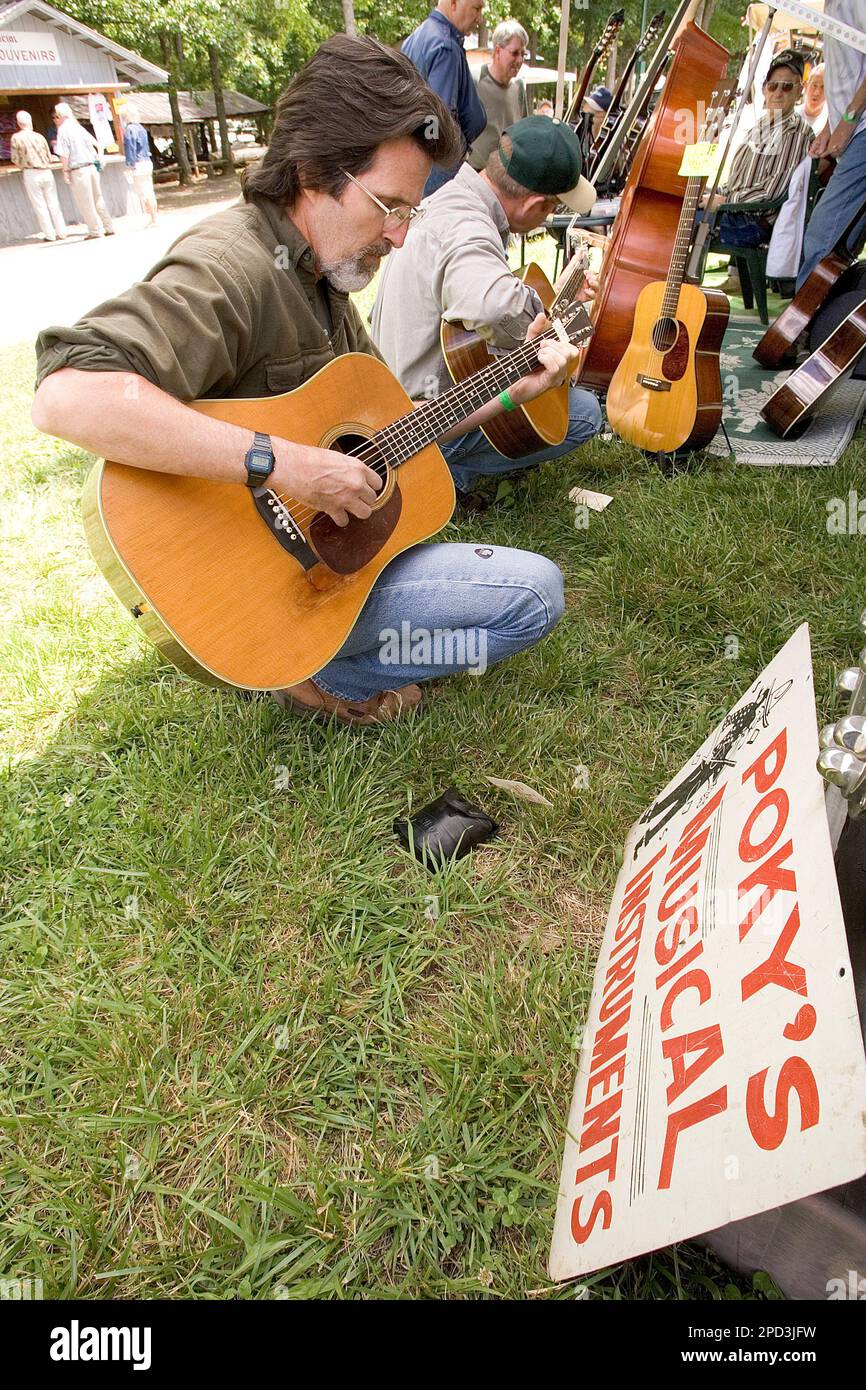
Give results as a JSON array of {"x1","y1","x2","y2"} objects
[
  {"x1": 752, "y1": 192, "x2": 866, "y2": 369},
  {"x1": 83, "y1": 304, "x2": 593, "y2": 692},
  {"x1": 440, "y1": 246, "x2": 589, "y2": 459},
  {"x1": 605, "y1": 96, "x2": 730, "y2": 453},
  {"x1": 760, "y1": 291, "x2": 866, "y2": 438}
]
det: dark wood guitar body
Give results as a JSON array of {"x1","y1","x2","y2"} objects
[
  {"x1": 753, "y1": 194, "x2": 866, "y2": 369},
  {"x1": 761, "y1": 293, "x2": 866, "y2": 437},
  {"x1": 441, "y1": 263, "x2": 569, "y2": 459},
  {"x1": 753, "y1": 248, "x2": 856, "y2": 369}
]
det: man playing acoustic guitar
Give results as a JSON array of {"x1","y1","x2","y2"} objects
[
  {"x1": 372, "y1": 115, "x2": 602, "y2": 505},
  {"x1": 32, "y1": 37, "x2": 583, "y2": 728}
]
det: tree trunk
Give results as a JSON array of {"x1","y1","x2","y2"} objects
[
  {"x1": 341, "y1": 0, "x2": 357, "y2": 37},
  {"x1": 160, "y1": 31, "x2": 191, "y2": 185},
  {"x1": 209, "y1": 43, "x2": 235, "y2": 173},
  {"x1": 696, "y1": 0, "x2": 717, "y2": 28}
]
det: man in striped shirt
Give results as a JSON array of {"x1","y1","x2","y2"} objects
[{"x1": 720, "y1": 51, "x2": 813, "y2": 208}]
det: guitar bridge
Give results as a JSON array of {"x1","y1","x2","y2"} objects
[
  {"x1": 636, "y1": 374, "x2": 672, "y2": 392},
  {"x1": 252, "y1": 487, "x2": 318, "y2": 571}
]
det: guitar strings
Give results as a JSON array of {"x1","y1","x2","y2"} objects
[{"x1": 267, "y1": 318, "x2": 578, "y2": 530}]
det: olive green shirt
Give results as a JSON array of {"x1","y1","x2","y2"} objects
[{"x1": 35, "y1": 196, "x2": 379, "y2": 400}]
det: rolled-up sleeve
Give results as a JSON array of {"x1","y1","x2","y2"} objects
[
  {"x1": 438, "y1": 229, "x2": 540, "y2": 347},
  {"x1": 35, "y1": 247, "x2": 257, "y2": 400}
]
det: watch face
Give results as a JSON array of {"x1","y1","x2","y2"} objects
[{"x1": 251, "y1": 452, "x2": 271, "y2": 469}]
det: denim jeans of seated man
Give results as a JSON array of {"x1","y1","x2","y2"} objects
[
  {"x1": 439, "y1": 385, "x2": 603, "y2": 495},
  {"x1": 313, "y1": 542, "x2": 565, "y2": 702}
]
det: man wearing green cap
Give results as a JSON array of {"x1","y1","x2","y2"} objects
[{"x1": 371, "y1": 115, "x2": 601, "y2": 501}]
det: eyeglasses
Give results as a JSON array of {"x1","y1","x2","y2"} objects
[
  {"x1": 340, "y1": 169, "x2": 425, "y2": 232},
  {"x1": 765, "y1": 80, "x2": 798, "y2": 92}
]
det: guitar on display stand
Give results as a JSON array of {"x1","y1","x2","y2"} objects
[
  {"x1": 563, "y1": 8, "x2": 625, "y2": 159},
  {"x1": 605, "y1": 93, "x2": 731, "y2": 460},
  {"x1": 760, "y1": 292, "x2": 866, "y2": 438},
  {"x1": 440, "y1": 242, "x2": 591, "y2": 459},
  {"x1": 84, "y1": 304, "x2": 594, "y2": 692},
  {"x1": 588, "y1": 10, "x2": 666, "y2": 181},
  {"x1": 753, "y1": 193, "x2": 866, "y2": 369}
]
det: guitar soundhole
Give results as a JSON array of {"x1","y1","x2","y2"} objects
[
  {"x1": 308, "y1": 434, "x2": 402, "y2": 576},
  {"x1": 651, "y1": 317, "x2": 679, "y2": 353}
]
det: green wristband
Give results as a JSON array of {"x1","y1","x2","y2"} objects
[
  {"x1": 843, "y1": 110, "x2": 857, "y2": 123},
  {"x1": 498, "y1": 389, "x2": 517, "y2": 412}
]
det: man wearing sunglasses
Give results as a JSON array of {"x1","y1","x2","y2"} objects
[
  {"x1": 32, "y1": 37, "x2": 580, "y2": 727},
  {"x1": 702, "y1": 49, "x2": 812, "y2": 263}
]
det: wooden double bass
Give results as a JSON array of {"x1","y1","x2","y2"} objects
[{"x1": 577, "y1": 20, "x2": 729, "y2": 393}]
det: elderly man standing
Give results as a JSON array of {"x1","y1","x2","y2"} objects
[
  {"x1": 402, "y1": 0, "x2": 486, "y2": 195},
  {"x1": 54, "y1": 102, "x2": 115, "y2": 239},
  {"x1": 468, "y1": 20, "x2": 528, "y2": 172},
  {"x1": 10, "y1": 111, "x2": 67, "y2": 243}
]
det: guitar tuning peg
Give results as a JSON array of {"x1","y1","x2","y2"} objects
[
  {"x1": 819, "y1": 724, "x2": 837, "y2": 750},
  {"x1": 836, "y1": 668, "x2": 861, "y2": 695},
  {"x1": 817, "y1": 746, "x2": 866, "y2": 794},
  {"x1": 834, "y1": 714, "x2": 866, "y2": 756},
  {"x1": 858, "y1": 608, "x2": 866, "y2": 635}
]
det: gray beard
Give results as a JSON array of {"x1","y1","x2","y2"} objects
[{"x1": 322, "y1": 243, "x2": 390, "y2": 293}]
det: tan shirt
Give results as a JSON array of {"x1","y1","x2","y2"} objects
[
  {"x1": 468, "y1": 66, "x2": 527, "y2": 171},
  {"x1": 370, "y1": 162, "x2": 541, "y2": 400},
  {"x1": 10, "y1": 128, "x2": 54, "y2": 170},
  {"x1": 36, "y1": 197, "x2": 380, "y2": 401}
]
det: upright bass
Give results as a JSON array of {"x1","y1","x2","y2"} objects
[{"x1": 577, "y1": 20, "x2": 729, "y2": 393}]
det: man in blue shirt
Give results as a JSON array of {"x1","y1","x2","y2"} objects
[
  {"x1": 403, "y1": 0, "x2": 487, "y2": 195},
  {"x1": 122, "y1": 102, "x2": 158, "y2": 226}
]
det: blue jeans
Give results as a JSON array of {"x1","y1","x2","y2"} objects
[
  {"x1": 314, "y1": 542, "x2": 565, "y2": 702},
  {"x1": 797, "y1": 127, "x2": 866, "y2": 289},
  {"x1": 440, "y1": 385, "x2": 602, "y2": 494}
]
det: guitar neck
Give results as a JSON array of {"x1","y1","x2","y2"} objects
[
  {"x1": 660, "y1": 174, "x2": 704, "y2": 315},
  {"x1": 377, "y1": 327, "x2": 574, "y2": 464},
  {"x1": 551, "y1": 259, "x2": 587, "y2": 314}
]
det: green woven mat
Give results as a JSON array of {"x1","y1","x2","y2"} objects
[{"x1": 710, "y1": 317, "x2": 866, "y2": 467}]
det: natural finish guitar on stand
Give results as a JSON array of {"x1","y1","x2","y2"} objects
[
  {"x1": 605, "y1": 94, "x2": 731, "y2": 454},
  {"x1": 84, "y1": 306, "x2": 593, "y2": 691}
]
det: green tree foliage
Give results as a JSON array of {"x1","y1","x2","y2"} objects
[{"x1": 60, "y1": 0, "x2": 753, "y2": 107}]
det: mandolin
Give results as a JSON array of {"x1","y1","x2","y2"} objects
[
  {"x1": 83, "y1": 304, "x2": 593, "y2": 691},
  {"x1": 760, "y1": 292, "x2": 866, "y2": 438},
  {"x1": 753, "y1": 192, "x2": 866, "y2": 369},
  {"x1": 605, "y1": 96, "x2": 730, "y2": 454},
  {"x1": 440, "y1": 245, "x2": 590, "y2": 459}
]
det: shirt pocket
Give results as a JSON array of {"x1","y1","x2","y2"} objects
[{"x1": 264, "y1": 345, "x2": 333, "y2": 395}]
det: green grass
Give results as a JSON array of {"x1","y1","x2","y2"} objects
[{"x1": 2, "y1": 269, "x2": 864, "y2": 1300}]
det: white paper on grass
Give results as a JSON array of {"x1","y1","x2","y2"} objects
[{"x1": 549, "y1": 623, "x2": 866, "y2": 1280}]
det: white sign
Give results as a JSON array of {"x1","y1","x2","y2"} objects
[
  {"x1": 88, "y1": 93, "x2": 115, "y2": 151},
  {"x1": 0, "y1": 30, "x2": 61, "y2": 66},
  {"x1": 549, "y1": 624, "x2": 866, "y2": 1280}
]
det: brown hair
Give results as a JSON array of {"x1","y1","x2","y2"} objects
[{"x1": 243, "y1": 34, "x2": 462, "y2": 206}]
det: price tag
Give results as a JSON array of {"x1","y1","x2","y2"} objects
[{"x1": 678, "y1": 141, "x2": 722, "y2": 179}]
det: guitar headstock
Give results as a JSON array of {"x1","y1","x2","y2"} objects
[
  {"x1": 639, "y1": 11, "x2": 666, "y2": 55},
  {"x1": 595, "y1": 10, "x2": 626, "y2": 62},
  {"x1": 553, "y1": 301, "x2": 594, "y2": 349}
]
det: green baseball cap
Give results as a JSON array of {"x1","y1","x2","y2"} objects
[{"x1": 498, "y1": 115, "x2": 596, "y2": 214}]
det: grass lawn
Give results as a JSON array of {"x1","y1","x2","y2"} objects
[{"x1": 2, "y1": 240, "x2": 865, "y2": 1300}]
